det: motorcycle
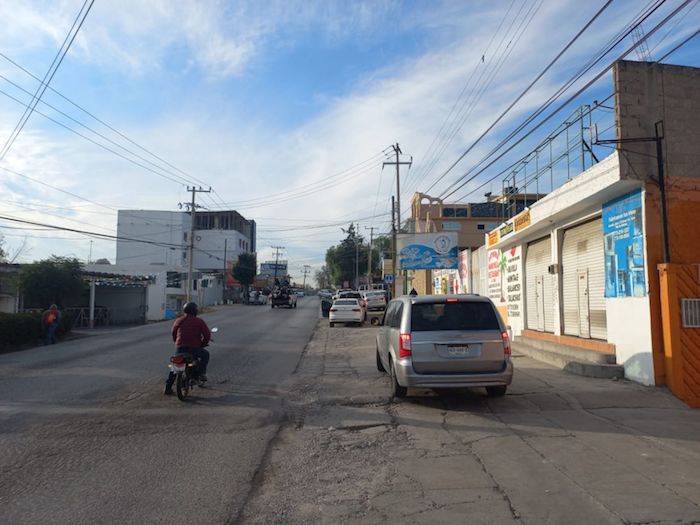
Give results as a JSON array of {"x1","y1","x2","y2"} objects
[{"x1": 168, "y1": 327, "x2": 218, "y2": 401}]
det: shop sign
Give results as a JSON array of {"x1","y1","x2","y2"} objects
[
  {"x1": 487, "y1": 229, "x2": 500, "y2": 247},
  {"x1": 499, "y1": 221, "x2": 514, "y2": 238},
  {"x1": 602, "y1": 190, "x2": 646, "y2": 297},
  {"x1": 458, "y1": 249, "x2": 470, "y2": 293},
  {"x1": 397, "y1": 233, "x2": 458, "y2": 270},
  {"x1": 487, "y1": 250, "x2": 503, "y2": 301},
  {"x1": 504, "y1": 246, "x2": 522, "y2": 319},
  {"x1": 441, "y1": 222, "x2": 461, "y2": 231},
  {"x1": 514, "y1": 210, "x2": 531, "y2": 232}
]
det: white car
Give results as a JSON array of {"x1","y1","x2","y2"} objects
[
  {"x1": 361, "y1": 290, "x2": 387, "y2": 311},
  {"x1": 329, "y1": 298, "x2": 364, "y2": 327}
]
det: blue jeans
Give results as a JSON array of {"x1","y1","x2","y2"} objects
[
  {"x1": 45, "y1": 324, "x2": 58, "y2": 345},
  {"x1": 165, "y1": 346, "x2": 210, "y2": 387}
]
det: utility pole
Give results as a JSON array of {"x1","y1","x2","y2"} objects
[
  {"x1": 302, "y1": 265, "x2": 311, "y2": 289},
  {"x1": 391, "y1": 196, "x2": 397, "y2": 299},
  {"x1": 88, "y1": 240, "x2": 93, "y2": 264},
  {"x1": 271, "y1": 246, "x2": 284, "y2": 282},
  {"x1": 384, "y1": 144, "x2": 412, "y2": 294},
  {"x1": 365, "y1": 226, "x2": 376, "y2": 288},
  {"x1": 222, "y1": 238, "x2": 228, "y2": 302},
  {"x1": 182, "y1": 186, "x2": 211, "y2": 302},
  {"x1": 594, "y1": 120, "x2": 669, "y2": 262}
]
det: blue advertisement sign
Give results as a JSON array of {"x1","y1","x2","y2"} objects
[
  {"x1": 602, "y1": 190, "x2": 646, "y2": 297},
  {"x1": 397, "y1": 233, "x2": 458, "y2": 270}
]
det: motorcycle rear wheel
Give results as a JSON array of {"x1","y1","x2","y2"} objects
[{"x1": 176, "y1": 372, "x2": 190, "y2": 400}]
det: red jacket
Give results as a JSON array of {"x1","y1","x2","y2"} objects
[{"x1": 172, "y1": 315, "x2": 211, "y2": 348}]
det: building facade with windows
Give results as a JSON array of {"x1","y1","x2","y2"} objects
[
  {"x1": 116, "y1": 209, "x2": 255, "y2": 273},
  {"x1": 480, "y1": 61, "x2": 700, "y2": 403}
]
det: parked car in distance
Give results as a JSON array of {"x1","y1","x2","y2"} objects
[
  {"x1": 318, "y1": 289, "x2": 333, "y2": 300},
  {"x1": 362, "y1": 290, "x2": 387, "y2": 311},
  {"x1": 376, "y1": 294, "x2": 513, "y2": 399},
  {"x1": 248, "y1": 290, "x2": 267, "y2": 305},
  {"x1": 333, "y1": 288, "x2": 354, "y2": 300},
  {"x1": 329, "y1": 298, "x2": 364, "y2": 327},
  {"x1": 336, "y1": 291, "x2": 367, "y2": 319}
]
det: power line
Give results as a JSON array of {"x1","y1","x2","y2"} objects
[
  {"x1": 0, "y1": 0, "x2": 94, "y2": 160},
  {"x1": 439, "y1": 0, "x2": 678, "y2": 202},
  {"x1": 422, "y1": 0, "x2": 614, "y2": 198},
  {"x1": 403, "y1": 0, "x2": 520, "y2": 191},
  {"x1": 451, "y1": 3, "x2": 693, "y2": 204},
  {"x1": 408, "y1": 0, "x2": 542, "y2": 196}
]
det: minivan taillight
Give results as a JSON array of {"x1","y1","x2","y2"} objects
[
  {"x1": 399, "y1": 333, "x2": 412, "y2": 358},
  {"x1": 502, "y1": 331, "x2": 511, "y2": 356}
]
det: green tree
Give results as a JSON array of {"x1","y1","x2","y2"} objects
[
  {"x1": 325, "y1": 223, "x2": 372, "y2": 288},
  {"x1": 314, "y1": 265, "x2": 332, "y2": 289},
  {"x1": 19, "y1": 256, "x2": 85, "y2": 308},
  {"x1": 233, "y1": 252, "x2": 257, "y2": 299}
]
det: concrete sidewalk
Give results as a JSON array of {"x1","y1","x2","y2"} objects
[{"x1": 239, "y1": 321, "x2": 700, "y2": 524}]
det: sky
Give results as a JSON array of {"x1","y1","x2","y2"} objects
[{"x1": 0, "y1": 0, "x2": 698, "y2": 284}]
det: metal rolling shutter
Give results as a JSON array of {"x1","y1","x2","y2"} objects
[
  {"x1": 562, "y1": 218, "x2": 607, "y2": 339},
  {"x1": 525, "y1": 237, "x2": 554, "y2": 332}
]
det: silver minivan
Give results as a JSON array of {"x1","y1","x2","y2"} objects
[{"x1": 376, "y1": 294, "x2": 513, "y2": 398}]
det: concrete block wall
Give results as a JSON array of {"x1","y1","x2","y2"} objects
[{"x1": 615, "y1": 60, "x2": 700, "y2": 181}]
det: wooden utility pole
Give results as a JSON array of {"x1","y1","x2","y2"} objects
[
  {"x1": 183, "y1": 186, "x2": 210, "y2": 302},
  {"x1": 383, "y1": 143, "x2": 412, "y2": 295},
  {"x1": 271, "y1": 246, "x2": 285, "y2": 281},
  {"x1": 391, "y1": 196, "x2": 397, "y2": 299},
  {"x1": 365, "y1": 226, "x2": 376, "y2": 288},
  {"x1": 302, "y1": 265, "x2": 311, "y2": 289}
]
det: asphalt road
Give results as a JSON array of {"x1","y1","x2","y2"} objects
[{"x1": 0, "y1": 298, "x2": 319, "y2": 525}]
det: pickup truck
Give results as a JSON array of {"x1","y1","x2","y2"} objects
[{"x1": 271, "y1": 286, "x2": 297, "y2": 308}]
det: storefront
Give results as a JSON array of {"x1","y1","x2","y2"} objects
[
  {"x1": 561, "y1": 218, "x2": 606, "y2": 340},
  {"x1": 525, "y1": 236, "x2": 554, "y2": 333}
]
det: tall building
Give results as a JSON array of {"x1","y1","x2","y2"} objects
[{"x1": 116, "y1": 209, "x2": 256, "y2": 272}]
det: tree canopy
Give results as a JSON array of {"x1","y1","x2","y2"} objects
[
  {"x1": 314, "y1": 265, "x2": 332, "y2": 290},
  {"x1": 324, "y1": 224, "x2": 381, "y2": 288},
  {"x1": 232, "y1": 252, "x2": 257, "y2": 287},
  {"x1": 19, "y1": 256, "x2": 85, "y2": 308}
]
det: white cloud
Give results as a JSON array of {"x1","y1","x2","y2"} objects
[{"x1": 1, "y1": 0, "x2": 699, "y2": 278}]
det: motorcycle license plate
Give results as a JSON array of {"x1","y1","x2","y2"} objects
[{"x1": 170, "y1": 364, "x2": 186, "y2": 372}]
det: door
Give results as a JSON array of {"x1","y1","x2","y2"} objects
[
  {"x1": 562, "y1": 218, "x2": 606, "y2": 339},
  {"x1": 577, "y1": 270, "x2": 590, "y2": 338},
  {"x1": 526, "y1": 236, "x2": 553, "y2": 332},
  {"x1": 536, "y1": 276, "x2": 545, "y2": 331}
]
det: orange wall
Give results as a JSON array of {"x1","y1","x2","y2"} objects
[
  {"x1": 646, "y1": 176, "x2": 700, "y2": 386},
  {"x1": 658, "y1": 263, "x2": 700, "y2": 408}
]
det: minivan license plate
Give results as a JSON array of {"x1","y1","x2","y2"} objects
[{"x1": 447, "y1": 345, "x2": 480, "y2": 357}]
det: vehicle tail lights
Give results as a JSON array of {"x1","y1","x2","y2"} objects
[
  {"x1": 170, "y1": 356, "x2": 185, "y2": 364},
  {"x1": 330, "y1": 308, "x2": 338, "y2": 312},
  {"x1": 501, "y1": 330, "x2": 512, "y2": 356},
  {"x1": 399, "y1": 333, "x2": 412, "y2": 358},
  {"x1": 352, "y1": 308, "x2": 361, "y2": 312},
  {"x1": 446, "y1": 298, "x2": 458, "y2": 303}
]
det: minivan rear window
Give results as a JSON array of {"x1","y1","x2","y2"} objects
[{"x1": 410, "y1": 301, "x2": 500, "y2": 331}]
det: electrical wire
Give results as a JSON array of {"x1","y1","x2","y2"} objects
[
  {"x1": 0, "y1": 0, "x2": 95, "y2": 160},
  {"x1": 421, "y1": 0, "x2": 615, "y2": 199},
  {"x1": 403, "y1": 0, "x2": 520, "y2": 192},
  {"x1": 440, "y1": 0, "x2": 682, "y2": 202},
  {"x1": 410, "y1": 0, "x2": 544, "y2": 197}
]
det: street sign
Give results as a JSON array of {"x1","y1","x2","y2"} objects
[{"x1": 384, "y1": 274, "x2": 394, "y2": 284}]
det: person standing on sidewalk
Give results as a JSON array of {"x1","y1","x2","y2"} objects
[{"x1": 42, "y1": 304, "x2": 61, "y2": 344}]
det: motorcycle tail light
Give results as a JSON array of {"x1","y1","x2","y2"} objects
[{"x1": 170, "y1": 356, "x2": 186, "y2": 364}]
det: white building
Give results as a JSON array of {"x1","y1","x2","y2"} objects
[{"x1": 116, "y1": 209, "x2": 256, "y2": 272}]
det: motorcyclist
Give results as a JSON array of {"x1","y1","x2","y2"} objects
[{"x1": 164, "y1": 302, "x2": 211, "y2": 395}]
